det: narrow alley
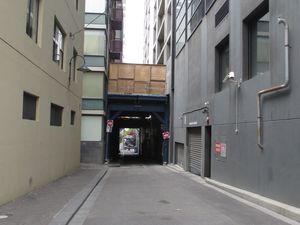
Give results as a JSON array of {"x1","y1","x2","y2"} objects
[{"x1": 67, "y1": 165, "x2": 296, "y2": 225}]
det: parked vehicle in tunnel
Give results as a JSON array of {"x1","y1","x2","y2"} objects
[{"x1": 119, "y1": 128, "x2": 139, "y2": 155}]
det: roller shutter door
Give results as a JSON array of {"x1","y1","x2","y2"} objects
[{"x1": 188, "y1": 128, "x2": 202, "y2": 175}]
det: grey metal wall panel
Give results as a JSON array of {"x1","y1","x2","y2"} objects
[{"x1": 173, "y1": 0, "x2": 300, "y2": 207}]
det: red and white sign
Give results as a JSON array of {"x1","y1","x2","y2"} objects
[
  {"x1": 215, "y1": 142, "x2": 227, "y2": 157},
  {"x1": 162, "y1": 131, "x2": 170, "y2": 140},
  {"x1": 215, "y1": 142, "x2": 222, "y2": 154},
  {"x1": 106, "y1": 120, "x2": 114, "y2": 133}
]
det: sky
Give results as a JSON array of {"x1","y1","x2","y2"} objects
[{"x1": 122, "y1": 0, "x2": 145, "y2": 64}]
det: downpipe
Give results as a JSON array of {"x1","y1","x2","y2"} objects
[{"x1": 257, "y1": 17, "x2": 290, "y2": 149}]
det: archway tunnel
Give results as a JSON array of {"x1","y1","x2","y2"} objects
[{"x1": 108, "y1": 111, "x2": 165, "y2": 165}]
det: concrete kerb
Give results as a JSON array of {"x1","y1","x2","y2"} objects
[
  {"x1": 48, "y1": 166, "x2": 108, "y2": 225},
  {"x1": 205, "y1": 178, "x2": 300, "y2": 222},
  {"x1": 167, "y1": 165, "x2": 300, "y2": 223}
]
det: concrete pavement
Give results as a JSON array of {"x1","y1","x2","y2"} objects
[
  {"x1": 69, "y1": 165, "x2": 299, "y2": 225},
  {"x1": 0, "y1": 164, "x2": 105, "y2": 225},
  {"x1": 0, "y1": 164, "x2": 299, "y2": 225}
]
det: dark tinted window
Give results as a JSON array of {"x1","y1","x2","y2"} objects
[
  {"x1": 23, "y1": 92, "x2": 38, "y2": 120},
  {"x1": 50, "y1": 103, "x2": 63, "y2": 126},
  {"x1": 71, "y1": 111, "x2": 76, "y2": 125}
]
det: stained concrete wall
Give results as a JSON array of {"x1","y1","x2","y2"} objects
[
  {"x1": 173, "y1": 0, "x2": 300, "y2": 207},
  {"x1": 0, "y1": 1, "x2": 84, "y2": 205},
  {"x1": 81, "y1": 141, "x2": 105, "y2": 164}
]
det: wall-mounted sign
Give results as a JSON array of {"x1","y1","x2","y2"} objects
[
  {"x1": 215, "y1": 142, "x2": 227, "y2": 158},
  {"x1": 220, "y1": 143, "x2": 227, "y2": 158},
  {"x1": 215, "y1": 142, "x2": 221, "y2": 154},
  {"x1": 162, "y1": 131, "x2": 170, "y2": 140},
  {"x1": 106, "y1": 120, "x2": 114, "y2": 133}
]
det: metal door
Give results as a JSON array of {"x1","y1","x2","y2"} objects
[
  {"x1": 188, "y1": 128, "x2": 202, "y2": 175},
  {"x1": 175, "y1": 142, "x2": 184, "y2": 168}
]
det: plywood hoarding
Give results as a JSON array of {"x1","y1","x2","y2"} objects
[{"x1": 108, "y1": 63, "x2": 166, "y2": 95}]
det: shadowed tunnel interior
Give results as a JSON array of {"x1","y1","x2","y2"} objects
[{"x1": 108, "y1": 112, "x2": 164, "y2": 165}]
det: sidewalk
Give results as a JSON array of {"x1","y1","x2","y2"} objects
[{"x1": 0, "y1": 164, "x2": 106, "y2": 225}]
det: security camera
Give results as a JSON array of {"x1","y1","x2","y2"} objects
[{"x1": 223, "y1": 72, "x2": 235, "y2": 83}]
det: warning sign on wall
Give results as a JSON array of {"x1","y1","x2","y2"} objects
[
  {"x1": 215, "y1": 142, "x2": 221, "y2": 154},
  {"x1": 215, "y1": 142, "x2": 227, "y2": 158},
  {"x1": 220, "y1": 143, "x2": 227, "y2": 158}
]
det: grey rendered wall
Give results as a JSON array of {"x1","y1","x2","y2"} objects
[
  {"x1": 81, "y1": 141, "x2": 105, "y2": 164},
  {"x1": 173, "y1": 45, "x2": 188, "y2": 170},
  {"x1": 173, "y1": 0, "x2": 300, "y2": 207}
]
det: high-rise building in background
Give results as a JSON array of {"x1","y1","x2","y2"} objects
[
  {"x1": 144, "y1": 0, "x2": 155, "y2": 64},
  {"x1": 0, "y1": 0, "x2": 85, "y2": 206},
  {"x1": 109, "y1": 0, "x2": 124, "y2": 62},
  {"x1": 144, "y1": 0, "x2": 174, "y2": 108},
  {"x1": 151, "y1": 0, "x2": 173, "y2": 66}
]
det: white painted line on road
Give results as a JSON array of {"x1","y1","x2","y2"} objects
[{"x1": 68, "y1": 169, "x2": 111, "y2": 225}]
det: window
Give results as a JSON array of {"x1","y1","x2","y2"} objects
[
  {"x1": 71, "y1": 111, "x2": 76, "y2": 125},
  {"x1": 76, "y1": 0, "x2": 79, "y2": 11},
  {"x1": 249, "y1": 12, "x2": 270, "y2": 78},
  {"x1": 82, "y1": 99, "x2": 104, "y2": 110},
  {"x1": 176, "y1": 0, "x2": 186, "y2": 54},
  {"x1": 216, "y1": 37, "x2": 229, "y2": 92},
  {"x1": 50, "y1": 103, "x2": 63, "y2": 126},
  {"x1": 81, "y1": 116, "x2": 103, "y2": 141},
  {"x1": 82, "y1": 73, "x2": 104, "y2": 98},
  {"x1": 187, "y1": 0, "x2": 204, "y2": 37},
  {"x1": 85, "y1": 0, "x2": 106, "y2": 13},
  {"x1": 215, "y1": 0, "x2": 229, "y2": 27},
  {"x1": 23, "y1": 92, "x2": 38, "y2": 120},
  {"x1": 53, "y1": 21, "x2": 65, "y2": 69},
  {"x1": 245, "y1": 1, "x2": 269, "y2": 79},
  {"x1": 84, "y1": 30, "x2": 106, "y2": 56},
  {"x1": 26, "y1": 0, "x2": 39, "y2": 42},
  {"x1": 206, "y1": 0, "x2": 216, "y2": 12}
]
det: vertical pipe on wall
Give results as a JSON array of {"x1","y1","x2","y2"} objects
[
  {"x1": 169, "y1": 0, "x2": 176, "y2": 164},
  {"x1": 257, "y1": 17, "x2": 289, "y2": 149}
]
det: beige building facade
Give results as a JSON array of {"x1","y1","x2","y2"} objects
[{"x1": 0, "y1": 0, "x2": 85, "y2": 205}]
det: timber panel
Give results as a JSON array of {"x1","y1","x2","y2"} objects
[
  {"x1": 135, "y1": 65, "x2": 151, "y2": 81},
  {"x1": 108, "y1": 63, "x2": 166, "y2": 95}
]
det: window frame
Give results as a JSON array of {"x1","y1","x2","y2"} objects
[
  {"x1": 26, "y1": 0, "x2": 39, "y2": 43},
  {"x1": 50, "y1": 103, "x2": 64, "y2": 127},
  {"x1": 243, "y1": 1, "x2": 269, "y2": 80},
  {"x1": 22, "y1": 92, "x2": 38, "y2": 121},
  {"x1": 52, "y1": 19, "x2": 66, "y2": 69},
  {"x1": 76, "y1": 0, "x2": 79, "y2": 11},
  {"x1": 71, "y1": 110, "x2": 76, "y2": 125},
  {"x1": 215, "y1": 36, "x2": 230, "y2": 92}
]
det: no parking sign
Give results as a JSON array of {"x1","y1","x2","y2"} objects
[
  {"x1": 162, "y1": 131, "x2": 170, "y2": 140},
  {"x1": 106, "y1": 120, "x2": 114, "y2": 133}
]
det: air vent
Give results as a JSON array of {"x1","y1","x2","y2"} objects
[{"x1": 215, "y1": 0, "x2": 229, "y2": 27}]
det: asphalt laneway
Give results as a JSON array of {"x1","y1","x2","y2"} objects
[{"x1": 70, "y1": 165, "x2": 297, "y2": 225}]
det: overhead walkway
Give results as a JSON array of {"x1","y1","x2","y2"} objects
[{"x1": 106, "y1": 63, "x2": 169, "y2": 165}]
